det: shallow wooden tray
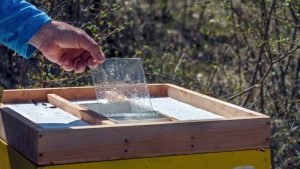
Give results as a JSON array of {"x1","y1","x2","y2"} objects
[{"x1": 0, "y1": 84, "x2": 270, "y2": 165}]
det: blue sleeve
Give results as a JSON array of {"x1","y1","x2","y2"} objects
[{"x1": 0, "y1": 0, "x2": 51, "y2": 59}]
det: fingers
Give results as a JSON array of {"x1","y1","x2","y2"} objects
[
  {"x1": 61, "y1": 57, "x2": 86, "y2": 73},
  {"x1": 88, "y1": 58, "x2": 99, "y2": 68},
  {"x1": 62, "y1": 64, "x2": 73, "y2": 72},
  {"x1": 40, "y1": 21, "x2": 105, "y2": 73},
  {"x1": 60, "y1": 50, "x2": 98, "y2": 73},
  {"x1": 70, "y1": 57, "x2": 83, "y2": 73},
  {"x1": 77, "y1": 32, "x2": 106, "y2": 63},
  {"x1": 74, "y1": 60, "x2": 86, "y2": 73},
  {"x1": 81, "y1": 51, "x2": 98, "y2": 68},
  {"x1": 59, "y1": 49, "x2": 85, "y2": 66},
  {"x1": 54, "y1": 24, "x2": 105, "y2": 64}
]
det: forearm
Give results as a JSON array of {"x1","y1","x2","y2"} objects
[
  {"x1": 0, "y1": 1, "x2": 104, "y2": 73},
  {"x1": 0, "y1": 0, "x2": 51, "y2": 58}
]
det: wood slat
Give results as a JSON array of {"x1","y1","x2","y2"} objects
[
  {"x1": 2, "y1": 87, "x2": 96, "y2": 103},
  {"x1": 47, "y1": 94, "x2": 114, "y2": 125},
  {"x1": 166, "y1": 84, "x2": 268, "y2": 118},
  {"x1": 1, "y1": 84, "x2": 168, "y2": 103},
  {"x1": 148, "y1": 84, "x2": 168, "y2": 97}
]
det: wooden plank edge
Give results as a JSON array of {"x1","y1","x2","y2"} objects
[
  {"x1": 2, "y1": 87, "x2": 96, "y2": 103},
  {"x1": 42, "y1": 116, "x2": 269, "y2": 130},
  {"x1": 165, "y1": 83, "x2": 269, "y2": 118},
  {"x1": 1, "y1": 84, "x2": 168, "y2": 103}
]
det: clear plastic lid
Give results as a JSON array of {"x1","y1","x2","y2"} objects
[{"x1": 90, "y1": 58, "x2": 158, "y2": 121}]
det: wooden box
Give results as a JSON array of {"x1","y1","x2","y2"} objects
[{"x1": 0, "y1": 84, "x2": 270, "y2": 166}]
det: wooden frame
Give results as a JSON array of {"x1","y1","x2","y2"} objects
[
  {"x1": 0, "y1": 84, "x2": 270, "y2": 165},
  {"x1": 0, "y1": 139, "x2": 271, "y2": 169}
]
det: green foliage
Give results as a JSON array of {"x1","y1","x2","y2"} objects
[{"x1": 0, "y1": 0, "x2": 299, "y2": 168}]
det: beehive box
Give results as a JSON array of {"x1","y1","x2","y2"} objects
[{"x1": 0, "y1": 84, "x2": 271, "y2": 168}]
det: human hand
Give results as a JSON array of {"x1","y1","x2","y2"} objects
[{"x1": 29, "y1": 21, "x2": 105, "y2": 73}]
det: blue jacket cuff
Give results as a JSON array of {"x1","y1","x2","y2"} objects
[{"x1": 19, "y1": 16, "x2": 51, "y2": 59}]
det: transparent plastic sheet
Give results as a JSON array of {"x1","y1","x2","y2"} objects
[{"x1": 90, "y1": 58, "x2": 161, "y2": 122}]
